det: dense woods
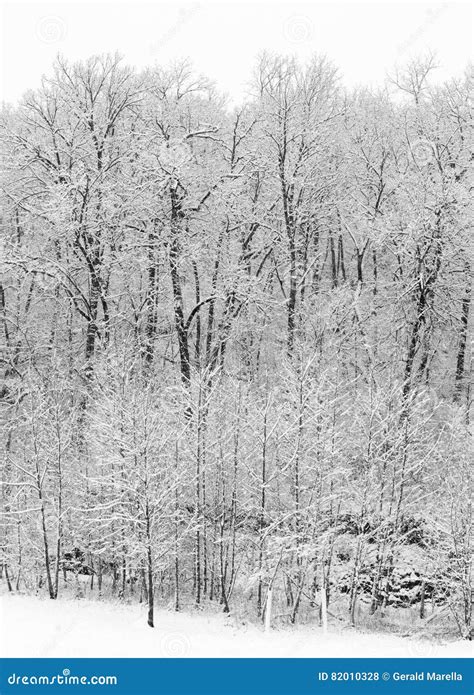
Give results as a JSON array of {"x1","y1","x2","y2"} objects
[{"x1": 0, "y1": 53, "x2": 472, "y2": 639}]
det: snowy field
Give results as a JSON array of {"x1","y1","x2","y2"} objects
[{"x1": 0, "y1": 594, "x2": 471, "y2": 659}]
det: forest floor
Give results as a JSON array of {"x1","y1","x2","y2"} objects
[{"x1": 1, "y1": 592, "x2": 471, "y2": 659}]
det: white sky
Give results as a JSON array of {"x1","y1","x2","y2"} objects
[{"x1": 0, "y1": 0, "x2": 472, "y2": 105}]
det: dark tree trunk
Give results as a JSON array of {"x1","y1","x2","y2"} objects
[
  {"x1": 454, "y1": 262, "x2": 471, "y2": 402},
  {"x1": 146, "y1": 502, "x2": 154, "y2": 628},
  {"x1": 169, "y1": 186, "x2": 192, "y2": 419},
  {"x1": 144, "y1": 228, "x2": 159, "y2": 364}
]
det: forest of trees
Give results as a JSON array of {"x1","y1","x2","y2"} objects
[{"x1": 0, "y1": 53, "x2": 472, "y2": 638}]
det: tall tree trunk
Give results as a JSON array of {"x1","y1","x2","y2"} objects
[
  {"x1": 257, "y1": 400, "x2": 269, "y2": 618},
  {"x1": 454, "y1": 261, "x2": 471, "y2": 402},
  {"x1": 145, "y1": 502, "x2": 154, "y2": 628},
  {"x1": 144, "y1": 228, "x2": 159, "y2": 364}
]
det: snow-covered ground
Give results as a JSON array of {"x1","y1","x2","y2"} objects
[{"x1": 0, "y1": 593, "x2": 471, "y2": 659}]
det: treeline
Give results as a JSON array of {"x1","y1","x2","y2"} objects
[{"x1": 0, "y1": 53, "x2": 472, "y2": 637}]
